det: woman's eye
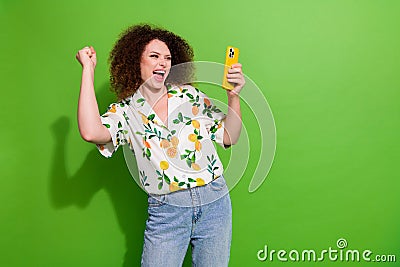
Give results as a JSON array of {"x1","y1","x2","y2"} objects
[
  {"x1": 150, "y1": 54, "x2": 158, "y2": 58},
  {"x1": 166, "y1": 57, "x2": 172, "y2": 60}
]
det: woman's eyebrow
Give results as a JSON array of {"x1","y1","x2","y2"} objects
[{"x1": 150, "y1": 51, "x2": 171, "y2": 56}]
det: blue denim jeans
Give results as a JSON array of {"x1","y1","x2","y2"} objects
[{"x1": 141, "y1": 175, "x2": 232, "y2": 267}]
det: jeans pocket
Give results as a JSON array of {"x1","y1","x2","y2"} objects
[
  {"x1": 209, "y1": 176, "x2": 227, "y2": 191},
  {"x1": 148, "y1": 194, "x2": 167, "y2": 207}
]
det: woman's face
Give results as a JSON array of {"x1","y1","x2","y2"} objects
[{"x1": 140, "y1": 39, "x2": 172, "y2": 90}]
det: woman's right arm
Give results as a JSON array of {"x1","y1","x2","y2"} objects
[{"x1": 76, "y1": 46, "x2": 111, "y2": 144}]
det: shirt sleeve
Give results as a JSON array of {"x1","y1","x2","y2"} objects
[
  {"x1": 197, "y1": 89, "x2": 226, "y2": 148},
  {"x1": 96, "y1": 103, "x2": 129, "y2": 158}
]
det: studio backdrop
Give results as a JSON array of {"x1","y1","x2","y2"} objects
[{"x1": 1, "y1": 0, "x2": 399, "y2": 266}]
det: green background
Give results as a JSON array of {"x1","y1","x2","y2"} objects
[{"x1": 1, "y1": 0, "x2": 399, "y2": 266}]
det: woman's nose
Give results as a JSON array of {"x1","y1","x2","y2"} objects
[{"x1": 159, "y1": 59, "x2": 167, "y2": 67}]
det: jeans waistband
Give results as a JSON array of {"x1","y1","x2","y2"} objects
[{"x1": 148, "y1": 175, "x2": 229, "y2": 207}]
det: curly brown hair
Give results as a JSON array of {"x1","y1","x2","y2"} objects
[{"x1": 109, "y1": 23, "x2": 194, "y2": 100}]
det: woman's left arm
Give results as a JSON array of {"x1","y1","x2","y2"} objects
[{"x1": 223, "y1": 63, "x2": 245, "y2": 146}]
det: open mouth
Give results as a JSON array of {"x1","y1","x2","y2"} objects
[{"x1": 153, "y1": 70, "x2": 166, "y2": 81}]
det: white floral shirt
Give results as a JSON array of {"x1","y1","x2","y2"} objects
[{"x1": 97, "y1": 84, "x2": 226, "y2": 194}]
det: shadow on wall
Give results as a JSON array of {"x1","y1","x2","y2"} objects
[{"x1": 49, "y1": 82, "x2": 147, "y2": 266}]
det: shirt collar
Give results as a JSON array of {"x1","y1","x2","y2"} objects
[{"x1": 130, "y1": 84, "x2": 180, "y2": 129}]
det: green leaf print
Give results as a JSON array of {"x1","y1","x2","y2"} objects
[
  {"x1": 148, "y1": 114, "x2": 155, "y2": 121},
  {"x1": 156, "y1": 129, "x2": 162, "y2": 138},
  {"x1": 136, "y1": 98, "x2": 145, "y2": 107},
  {"x1": 123, "y1": 112, "x2": 129, "y2": 122},
  {"x1": 178, "y1": 112, "x2": 183, "y2": 122},
  {"x1": 164, "y1": 174, "x2": 171, "y2": 184},
  {"x1": 146, "y1": 148, "x2": 151, "y2": 158},
  {"x1": 186, "y1": 159, "x2": 192, "y2": 168},
  {"x1": 118, "y1": 121, "x2": 122, "y2": 128}
]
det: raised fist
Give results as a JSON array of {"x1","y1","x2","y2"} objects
[{"x1": 76, "y1": 46, "x2": 97, "y2": 68}]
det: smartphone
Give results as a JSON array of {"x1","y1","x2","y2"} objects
[{"x1": 222, "y1": 46, "x2": 240, "y2": 90}]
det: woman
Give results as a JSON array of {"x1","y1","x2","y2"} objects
[{"x1": 76, "y1": 24, "x2": 245, "y2": 266}]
